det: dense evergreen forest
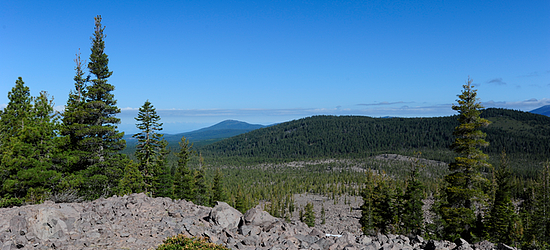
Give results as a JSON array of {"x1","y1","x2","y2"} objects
[
  {"x1": 1, "y1": 15, "x2": 549, "y2": 249},
  {"x1": 197, "y1": 108, "x2": 550, "y2": 176}
]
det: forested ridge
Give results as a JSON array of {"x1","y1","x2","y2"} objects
[{"x1": 198, "y1": 108, "x2": 550, "y2": 169}]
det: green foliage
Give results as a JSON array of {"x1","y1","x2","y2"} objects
[
  {"x1": 234, "y1": 186, "x2": 247, "y2": 213},
  {"x1": 197, "y1": 108, "x2": 550, "y2": 178},
  {"x1": 437, "y1": 78, "x2": 491, "y2": 242},
  {"x1": 0, "y1": 78, "x2": 64, "y2": 206},
  {"x1": 321, "y1": 203, "x2": 326, "y2": 225},
  {"x1": 211, "y1": 169, "x2": 227, "y2": 204},
  {"x1": 372, "y1": 176, "x2": 398, "y2": 234},
  {"x1": 59, "y1": 16, "x2": 126, "y2": 200},
  {"x1": 173, "y1": 137, "x2": 196, "y2": 201},
  {"x1": 154, "y1": 165, "x2": 174, "y2": 198},
  {"x1": 194, "y1": 157, "x2": 210, "y2": 206},
  {"x1": 486, "y1": 150, "x2": 522, "y2": 245},
  {"x1": 360, "y1": 171, "x2": 376, "y2": 235},
  {"x1": 400, "y1": 156, "x2": 425, "y2": 236},
  {"x1": 118, "y1": 162, "x2": 145, "y2": 196},
  {"x1": 155, "y1": 234, "x2": 230, "y2": 250},
  {"x1": 133, "y1": 100, "x2": 168, "y2": 196},
  {"x1": 302, "y1": 202, "x2": 315, "y2": 227},
  {"x1": 521, "y1": 161, "x2": 550, "y2": 249}
]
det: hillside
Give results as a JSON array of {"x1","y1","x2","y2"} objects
[
  {"x1": 198, "y1": 108, "x2": 550, "y2": 171},
  {"x1": 530, "y1": 105, "x2": 550, "y2": 117}
]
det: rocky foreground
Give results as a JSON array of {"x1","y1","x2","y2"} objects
[{"x1": 0, "y1": 193, "x2": 515, "y2": 250}]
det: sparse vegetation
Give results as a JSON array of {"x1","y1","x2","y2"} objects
[{"x1": 154, "y1": 235, "x2": 230, "y2": 250}]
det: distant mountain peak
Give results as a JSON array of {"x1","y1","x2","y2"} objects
[
  {"x1": 201, "y1": 120, "x2": 265, "y2": 131},
  {"x1": 530, "y1": 105, "x2": 550, "y2": 117}
]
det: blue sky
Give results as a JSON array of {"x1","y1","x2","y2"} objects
[{"x1": 1, "y1": 0, "x2": 549, "y2": 134}]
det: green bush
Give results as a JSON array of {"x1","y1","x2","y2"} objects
[{"x1": 155, "y1": 235, "x2": 229, "y2": 250}]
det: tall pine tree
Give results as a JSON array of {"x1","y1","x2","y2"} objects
[
  {"x1": 61, "y1": 15, "x2": 128, "y2": 199},
  {"x1": 438, "y1": 77, "x2": 491, "y2": 241}
]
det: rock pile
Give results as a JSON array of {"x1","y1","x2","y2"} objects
[{"x1": 0, "y1": 193, "x2": 515, "y2": 250}]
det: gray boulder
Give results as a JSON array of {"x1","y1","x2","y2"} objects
[
  {"x1": 243, "y1": 205, "x2": 278, "y2": 227},
  {"x1": 209, "y1": 201, "x2": 243, "y2": 230}
]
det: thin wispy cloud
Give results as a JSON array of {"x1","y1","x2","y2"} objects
[
  {"x1": 357, "y1": 101, "x2": 413, "y2": 106},
  {"x1": 483, "y1": 98, "x2": 550, "y2": 110},
  {"x1": 518, "y1": 72, "x2": 539, "y2": 78},
  {"x1": 486, "y1": 78, "x2": 506, "y2": 85}
]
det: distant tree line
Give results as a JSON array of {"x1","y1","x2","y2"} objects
[{"x1": 198, "y1": 108, "x2": 550, "y2": 175}]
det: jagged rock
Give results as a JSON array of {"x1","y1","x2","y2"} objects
[
  {"x1": 0, "y1": 193, "x2": 505, "y2": 250},
  {"x1": 453, "y1": 238, "x2": 472, "y2": 250},
  {"x1": 474, "y1": 240, "x2": 495, "y2": 250},
  {"x1": 209, "y1": 202, "x2": 243, "y2": 230}
]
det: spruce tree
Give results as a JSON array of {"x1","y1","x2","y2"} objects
[
  {"x1": 438, "y1": 77, "x2": 491, "y2": 241},
  {"x1": 133, "y1": 100, "x2": 167, "y2": 195}
]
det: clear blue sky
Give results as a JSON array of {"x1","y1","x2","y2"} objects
[{"x1": 1, "y1": 0, "x2": 549, "y2": 134}]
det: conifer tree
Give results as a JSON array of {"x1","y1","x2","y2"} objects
[
  {"x1": 321, "y1": 203, "x2": 326, "y2": 225},
  {"x1": 0, "y1": 78, "x2": 62, "y2": 205},
  {"x1": 371, "y1": 176, "x2": 397, "y2": 234},
  {"x1": 133, "y1": 100, "x2": 167, "y2": 195},
  {"x1": 60, "y1": 50, "x2": 90, "y2": 173},
  {"x1": 360, "y1": 171, "x2": 376, "y2": 235},
  {"x1": 118, "y1": 162, "x2": 145, "y2": 195},
  {"x1": 61, "y1": 16, "x2": 127, "y2": 199},
  {"x1": 211, "y1": 168, "x2": 227, "y2": 204},
  {"x1": 235, "y1": 186, "x2": 247, "y2": 213},
  {"x1": 438, "y1": 77, "x2": 491, "y2": 241},
  {"x1": 523, "y1": 161, "x2": 550, "y2": 248},
  {"x1": 401, "y1": 158, "x2": 425, "y2": 236},
  {"x1": 302, "y1": 202, "x2": 315, "y2": 227},
  {"x1": 173, "y1": 136, "x2": 196, "y2": 201},
  {"x1": 154, "y1": 164, "x2": 174, "y2": 198},
  {"x1": 486, "y1": 150, "x2": 522, "y2": 245},
  {"x1": 194, "y1": 153, "x2": 210, "y2": 206}
]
